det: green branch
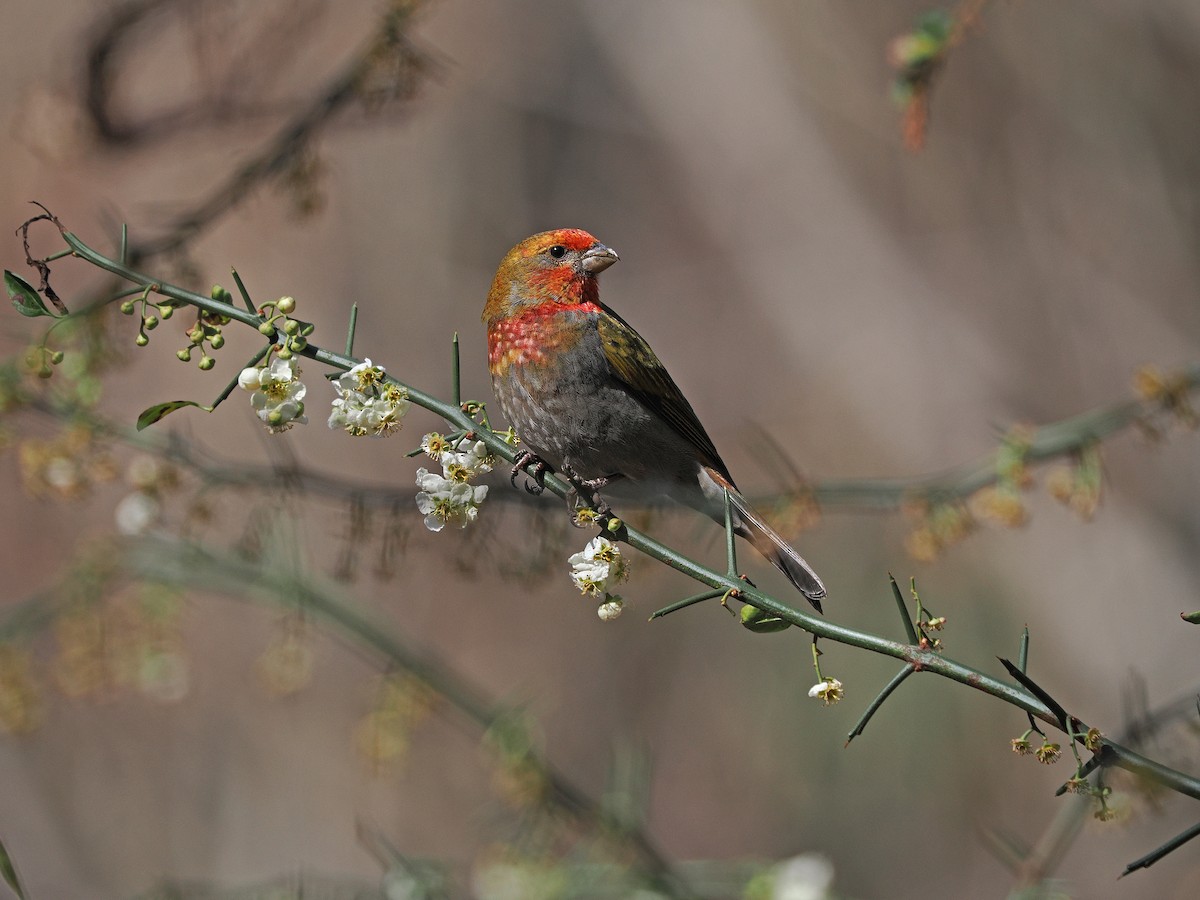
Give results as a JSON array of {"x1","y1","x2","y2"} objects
[{"x1": 16, "y1": 222, "x2": 1200, "y2": 856}]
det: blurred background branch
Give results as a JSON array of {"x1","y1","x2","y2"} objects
[{"x1": 4, "y1": 1, "x2": 1200, "y2": 898}]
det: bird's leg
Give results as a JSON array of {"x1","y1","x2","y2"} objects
[
  {"x1": 561, "y1": 465, "x2": 621, "y2": 524},
  {"x1": 509, "y1": 449, "x2": 549, "y2": 495}
]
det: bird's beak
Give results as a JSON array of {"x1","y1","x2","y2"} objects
[{"x1": 581, "y1": 244, "x2": 619, "y2": 274}]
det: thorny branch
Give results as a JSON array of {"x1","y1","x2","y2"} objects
[{"x1": 8, "y1": 220, "x2": 1200, "y2": 880}]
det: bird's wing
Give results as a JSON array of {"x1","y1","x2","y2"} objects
[{"x1": 595, "y1": 303, "x2": 734, "y2": 482}]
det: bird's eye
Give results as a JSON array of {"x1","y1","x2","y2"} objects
[{"x1": 548, "y1": 245, "x2": 567, "y2": 259}]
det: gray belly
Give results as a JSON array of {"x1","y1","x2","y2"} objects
[{"x1": 493, "y1": 361, "x2": 697, "y2": 494}]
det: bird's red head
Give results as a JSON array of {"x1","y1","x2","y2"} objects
[{"x1": 482, "y1": 228, "x2": 619, "y2": 324}]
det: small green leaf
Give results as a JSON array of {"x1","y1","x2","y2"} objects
[
  {"x1": 4, "y1": 270, "x2": 55, "y2": 318},
  {"x1": 0, "y1": 835, "x2": 27, "y2": 899},
  {"x1": 136, "y1": 400, "x2": 209, "y2": 431},
  {"x1": 1182, "y1": 611, "x2": 1200, "y2": 624}
]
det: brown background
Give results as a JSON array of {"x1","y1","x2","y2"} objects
[{"x1": 3, "y1": 1, "x2": 1200, "y2": 897}]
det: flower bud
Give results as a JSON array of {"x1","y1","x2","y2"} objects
[
  {"x1": 135, "y1": 333, "x2": 150, "y2": 347},
  {"x1": 37, "y1": 365, "x2": 53, "y2": 379},
  {"x1": 209, "y1": 334, "x2": 225, "y2": 349},
  {"x1": 211, "y1": 284, "x2": 232, "y2": 302},
  {"x1": 283, "y1": 319, "x2": 300, "y2": 335},
  {"x1": 198, "y1": 356, "x2": 215, "y2": 371},
  {"x1": 176, "y1": 349, "x2": 192, "y2": 362},
  {"x1": 276, "y1": 296, "x2": 296, "y2": 314},
  {"x1": 277, "y1": 347, "x2": 293, "y2": 360},
  {"x1": 157, "y1": 304, "x2": 174, "y2": 319},
  {"x1": 258, "y1": 321, "x2": 276, "y2": 336},
  {"x1": 143, "y1": 315, "x2": 159, "y2": 330},
  {"x1": 50, "y1": 350, "x2": 65, "y2": 365},
  {"x1": 605, "y1": 517, "x2": 623, "y2": 532},
  {"x1": 120, "y1": 300, "x2": 136, "y2": 315},
  {"x1": 289, "y1": 336, "x2": 307, "y2": 351},
  {"x1": 301, "y1": 323, "x2": 315, "y2": 336}
]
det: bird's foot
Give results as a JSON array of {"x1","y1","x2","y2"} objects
[
  {"x1": 509, "y1": 450, "x2": 549, "y2": 495},
  {"x1": 561, "y1": 465, "x2": 617, "y2": 525}
]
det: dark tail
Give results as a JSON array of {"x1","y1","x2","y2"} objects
[{"x1": 727, "y1": 487, "x2": 826, "y2": 612}]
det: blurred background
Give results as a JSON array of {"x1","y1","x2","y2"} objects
[{"x1": 2, "y1": 0, "x2": 1200, "y2": 897}]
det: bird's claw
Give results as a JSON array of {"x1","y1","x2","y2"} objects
[
  {"x1": 562, "y1": 464, "x2": 615, "y2": 522},
  {"x1": 510, "y1": 450, "x2": 548, "y2": 495}
]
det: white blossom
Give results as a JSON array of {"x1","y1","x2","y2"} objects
[
  {"x1": 415, "y1": 467, "x2": 488, "y2": 532},
  {"x1": 807, "y1": 678, "x2": 844, "y2": 706},
  {"x1": 568, "y1": 536, "x2": 628, "y2": 595},
  {"x1": 328, "y1": 359, "x2": 409, "y2": 437},
  {"x1": 422, "y1": 432, "x2": 495, "y2": 481},
  {"x1": 596, "y1": 595, "x2": 624, "y2": 621},
  {"x1": 442, "y1": 437, "x2": 495, "y2": 481},
  {"x1": 239, "y1": 357, "x2": 307, "y2": 433}
]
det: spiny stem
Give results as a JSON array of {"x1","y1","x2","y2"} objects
[
  {"x1": 649, "y1": 590, "x2": 725, "y2": 620},
  {"x1": 346, "y1": 303, "x2": 359, "y2": 358},
  {"x1": 846, "y1": 664, "x2": 915, "y2": 746},
  {"x1": 210, "y1": 345, "x2": 272, "y2": 411},
  {"x1": 231, "y1": 267, "x2": 256, "y2": 315},
  {"x1": 723, "y1": 488, "x2": 737, "y2": 575},
  {"x1": 889, "y1": 573, "x2": 919, "y2": 645}
]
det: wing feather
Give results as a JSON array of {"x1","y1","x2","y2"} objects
[{"x1": 595, "y1": 304, "x2": 733, "y2": 482}]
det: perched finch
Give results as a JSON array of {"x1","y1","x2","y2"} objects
[{"x1": 483, "y1": 229, "x2": 827, "y2": 610}]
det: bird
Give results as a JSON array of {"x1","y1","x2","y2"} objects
[{"x1": 483, "y1": 228, "x2": 827, "y2": 611}]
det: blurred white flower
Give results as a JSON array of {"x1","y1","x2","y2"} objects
[
  {"x1": 115, "y1": 491, "x2": 160, "y2": 535},
  {"x1": 771, "y1": 853, "x2": 834, "y2": 900}
]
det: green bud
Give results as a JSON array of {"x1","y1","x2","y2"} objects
[
  {"x1": 176, "y1": 349, "x2": 192, "y2": 362},
  {"x1": 267, "y1": 409, "x2": 284, "y2": 426},
  {"x1": 37, "y1": 365, "x2": 53, "y2": 379},
  {"x1": 277, "y1": 347, "x2": 293, "y2": 360},
  {"x1": 198, "y1": 356, "x2": 215, "y2": 371},
  {"x1": 276, "y1": 296, "x2": 296, "y2": 314},
  {"x1": 50, "y1": 350, "x2": 65, "y2": 365},
  {"x1": 257, "y1": 321, "x2": 276, "y2": 336},
  {"x1": 289, "y1": 336, "x2": 307, "y2": 351},
  {"x1": 283, "y1": 319, "x2": 300, "y2": 335},
  {"x1": 605, "y1": 517, "x2": 623, "y2": 532},
  {"x1": 211, "y1": 284, "x2": 232, "y2": 302},
  {"x1": 120, "y1": 300, "x2": 136, "y2": 315},
  {"x1": 301, "y1": 323, "x2": 315, "y2": 336},
  {"x1": 209, "y1": 333, "x2": 225, "y2": 350},
  {"x1": 135, "y1": 333, "x2": 150, "y2": 347},
  {"x1": 739, "y1": 605, "x2": 791, "y2": 633},
  {"x1": 143, "y1": 315, "x2": 159, "y2": 330}
]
